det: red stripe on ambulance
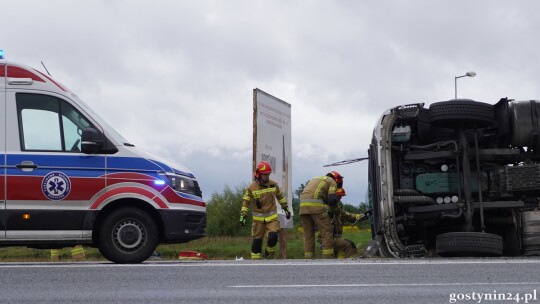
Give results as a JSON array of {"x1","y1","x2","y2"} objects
[
  {"x1": 160, "y1": 187, "x2": 206, "y2": 207},
  {"x1": 6, "y1": 175, "x2": 104, "y2": 200},
  {"x1": 34, "y1": 69, "x2": 71, "y2": 92},
  {"x1": 90, "y1": 186, "x2": 168, "y2": 210},
  {"x1": 0, "y1": 65, "x2": 45, "y2": 82}
]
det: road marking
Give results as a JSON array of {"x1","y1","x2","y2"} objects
[
  {"x1": 1, "y1": 258, "x2": 540, "y2": 268},
  {"x1": 230, "y1": 282, "x2": 540, "y2": 288}
]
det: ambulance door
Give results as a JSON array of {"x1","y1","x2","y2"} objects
[{"x1": 5, "y1": 92, "x2": 106, "y2": 240}]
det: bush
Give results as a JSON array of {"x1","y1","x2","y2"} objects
[{"x1": 206, "y1": 184, "x2": 251, "y2": 237}]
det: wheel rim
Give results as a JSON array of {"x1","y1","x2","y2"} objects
[{"x1": 112, "y1": 219, "x2": 146, "y2": 252}]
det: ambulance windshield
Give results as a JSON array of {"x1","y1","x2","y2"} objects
[{"x1": 71, "y1": 94, "x2": 133, "y2": 146}]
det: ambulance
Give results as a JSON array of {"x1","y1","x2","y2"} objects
[{"x1": 0, "y1": 50, "x2": 206, "y2": 263}]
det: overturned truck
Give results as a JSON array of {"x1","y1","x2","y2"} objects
[{"x1": 369, "y1": 98, "x2": 540, "y2": 257}]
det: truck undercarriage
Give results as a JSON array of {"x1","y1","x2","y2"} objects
[{"x1": 369, "y1": 98, "x2": 540, "y2": 257}]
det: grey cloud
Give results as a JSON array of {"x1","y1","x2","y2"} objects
[{"x1": 4, "y1": 0, "x2": 540, "y2": 204}]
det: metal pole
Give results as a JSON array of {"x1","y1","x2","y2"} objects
[
  {"x1": 455, "y1": 77, "x2": 458, "y2": 99},
  {"x1": 454, "y1": 73, "x2": 475, "y2": 99},
  {"x1": 459, "y1": 126, "x2": 473, "y2": 232},
  {"x1": 474, "y1": 131, "x2": 485, "y2": 232}
]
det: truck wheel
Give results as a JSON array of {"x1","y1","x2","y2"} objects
[
  {"x1": 436, "y1": 232, "x2": 503, "y2": 257},
  {"x1": 429, "y1": 100, "x2": 496, "y2": 128},
  {"x1": 98, "y1": 207, "x2": 158, "y2": 263}
]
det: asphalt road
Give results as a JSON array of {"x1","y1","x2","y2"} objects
[{"x1": 1, "y1": 258, "x2": 539, "y2": 304}]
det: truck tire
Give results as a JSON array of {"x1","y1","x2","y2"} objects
[
  {"x1": 98, "y1": 207, "x2": 158, "y2": 263},
  {"x1": 429, "y1": 100, "x2": 496, "y2": 128},
  {"x1": 436, "y1": 232, "x2": 503, "y2": 257}
]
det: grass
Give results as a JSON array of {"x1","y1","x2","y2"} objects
[
  {"x1": 0, "y1": 228, "x2": 373, "y2": 262},
  {"x1": 0, "y1": 246, "x2": 106, "y2": 262},
  {"x1": 153, "y1": 227, "x2": 373, "y2": 260}
]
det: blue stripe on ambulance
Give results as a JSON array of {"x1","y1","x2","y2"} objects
[
  {"x1": 178, "y1": 191, "x2": 204, "y2": 201},
  {"x1": 6, "y1": 168, "x2": 107, "y2": 178},
  {"x1": 6, "y1": 154, "x2": 106, "y2": 168},
  {"x1": 5, "y1": 154, "x2": 193, "y2": 178}
]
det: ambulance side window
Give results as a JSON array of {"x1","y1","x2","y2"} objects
[{"x1": 16, "y1": 93, "x2": 92, "y2": 152}]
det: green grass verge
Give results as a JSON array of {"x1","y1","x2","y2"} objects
[{"x1": 0, "y1": 229, "x2": 373, "y2": 262}]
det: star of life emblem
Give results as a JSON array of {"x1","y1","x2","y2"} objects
[{"x1": 42, "y1": 171, "x2": 71, "y2": 201}]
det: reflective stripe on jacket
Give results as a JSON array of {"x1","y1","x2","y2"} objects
[
  {"x1": 252, "y1": 210, "x2": 278, "y2": 222},
  {"x1": 299, "y1": 199, "x2": 325, "y2": 208},
  {"x1": 241, "y1": 179, "x2": 287, "y2": 222},
  {"x1": 299, "y1": 176, "x2": 337, "y2": 215}
]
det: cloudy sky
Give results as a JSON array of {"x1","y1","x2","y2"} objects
[{"x1": 3, "y1": 0, "x2": 540, "y2": 206}]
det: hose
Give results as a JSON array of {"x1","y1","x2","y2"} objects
[
  {"x1": 409, "y1": 140, "x2": 459, "y2": 152},
  {"x1": 394, "y1": 189, "x2": 420, "y2": 196}
]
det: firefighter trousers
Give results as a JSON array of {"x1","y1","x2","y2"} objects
[
  {"x1": 251, "y1": 220, "x2": 280, "y2": 259},
  {"x1": 301, "y1": 212, "x2": 334, "y2": 258},
  {"x1": 334, "y1": 238, "x2": 357, "y2": 259}
]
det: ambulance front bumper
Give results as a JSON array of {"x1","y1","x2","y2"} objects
[{"x1": 159, "y1": 210, "x2": 206, "y2": 243}]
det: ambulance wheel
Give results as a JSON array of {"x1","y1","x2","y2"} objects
[{"x1": 99, "y1": 207, "x2": 158, "y2": 263}]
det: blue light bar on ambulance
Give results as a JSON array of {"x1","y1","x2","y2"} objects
[
  {"x1": 154, "y1": 180, "x2": 166, "y2": 186},
  {"x1": 0, "y1": 50, "x2": 4, "y2": 59}
]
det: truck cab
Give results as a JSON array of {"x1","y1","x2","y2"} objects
[{"x1": 369, "y1": 98, "x2": 540, "y2": 257}]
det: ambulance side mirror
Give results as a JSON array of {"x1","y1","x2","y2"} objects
[{"x1": 81, "y1": 128, "x2": 103, "y2": 154}]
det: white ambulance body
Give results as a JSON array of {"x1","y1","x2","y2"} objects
[{"x1": 0, "y1": 51, "x2": 206, "y2": 263}]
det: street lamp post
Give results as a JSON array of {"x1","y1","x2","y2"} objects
[{"x1": 454, "y1": 71, "x2": 477, "y2": 99}]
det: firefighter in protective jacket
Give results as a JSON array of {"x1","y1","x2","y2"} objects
[
  {"x1": 240, "y1": 161, "x2": 290, "y2": 259},
  {"x1": 299, "y1": 171, "x2": 343, "y2": 259},
  {"x1": 330, "y1": 188, "x2": 367, "y2": 258}
]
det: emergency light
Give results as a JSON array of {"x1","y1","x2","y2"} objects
[
  {"x1": 154, "y1": 180, "x2": 166, "y2": 186},
  {"x1": 0, "y1": 50, "x2": 4, "y2": 59}
]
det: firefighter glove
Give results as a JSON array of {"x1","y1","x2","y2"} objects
[
  {"x1": 283, "y1": 208, "x2": 291, "y2": 220},
  {"x1": 239, "y1": 215, "x2": 247, "y2": 227}
]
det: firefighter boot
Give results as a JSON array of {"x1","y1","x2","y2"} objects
[
  {"x1": 264, "y1": 246, "x2": 276, "y2": 259},
  {"x1": 251, "y1": 238, "x2": 263, "y2": 259},
  {"x1": 322, "y1": 247, "x2": 335, "y2": 259},
  {"x1": 71, "y1": 245, "x2": 86, "y2": 261},
  {"x1": 264, "y1": 232, "x2": 278, "y2": 259},
  {"x1": 50, "y1": 249, "x2": 61, "y2": 261}
]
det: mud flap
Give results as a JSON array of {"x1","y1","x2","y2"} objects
[{"x1": 362, "y1": 235, "x2": 383, "y2": 258}]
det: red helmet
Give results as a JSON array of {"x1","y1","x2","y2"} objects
[
  {"x1": 327, "y1": 171, "x2": 344, "y2": 186},
  {"x1": 255, "y1": 161, "x2": 272, "y2": 178},
  {"x1": 336, "y1": 188, "x2": 346, "y2": 197}
]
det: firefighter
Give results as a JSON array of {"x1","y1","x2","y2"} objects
[
  {"x1": 299, "y1": 171, "x2": 343, "y2": 259},
  {"x1": 240, "y1": 161, "x2": 290, "y2": 259},
  {"x1": 330, "y1": 188, "x2": 367, "y2": 259}
]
